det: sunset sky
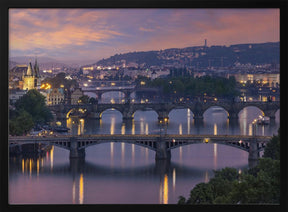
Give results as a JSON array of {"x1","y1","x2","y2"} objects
[{"x1": 9, "y1": 8, "x2": 279, "y2": 64}]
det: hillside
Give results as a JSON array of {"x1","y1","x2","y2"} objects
[{"x1": 93, "y1": 42, "x2": 279, "y2": 68}]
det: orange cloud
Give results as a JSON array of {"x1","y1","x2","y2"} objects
[
  {"x1": 9, "y1": 9, "x2": 279, "y2": 61},
  {"x1": 9, "y1": 9, "x2": 126, "y2": 51}
]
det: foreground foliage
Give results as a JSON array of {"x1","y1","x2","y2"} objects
[
  {"x1": 9, "y1": 89, "x2": 53, "y2": 136},
  {"x1": 178, "y1": 130, "x2": 280, "y2": 204}
]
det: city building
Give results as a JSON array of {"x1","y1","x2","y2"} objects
[
  {"x1": 9, "y1": 89, "x2": 27, "y2": 104},
  {"x1": 230, "y1": 73, "x2": 280, "y2": 87},
  {"x1": 71, "y1": 88, "x2": 84, "y2": 104},
  {"x1": 46, "y1": 88, "x2": 65, "y2": 105}
]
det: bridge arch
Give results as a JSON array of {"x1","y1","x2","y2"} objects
[
  {"x1": 167, "y1": 140, "x2": 251, "y2": 152},
  {"x1": 202, "y1": 106, "x2": 229, "y2": 118},
  {"x1": 100, "y1": 91, "x2": 127, "y2": 102},
  {"x1": 34, "y1": 138, "x2": 253, "y2": 154},
  {"x1": 133, "y1": 109, "x2": 158, "y2": 122},
  {"x1": 168, "y1": 108, "x2": 193, "y2": 122},
  {"x1": 100, "y1": 108, "x2": 123, "y2": 119},
  {"x1": 66, "y1": 107, "x2": 89, "y2": 119},
  {"x1": 77, "y1": 140, "x2": 157, "y2": 152},
  {"x1": 238, "y1": 106, "x2": 265, "y2": 119}
]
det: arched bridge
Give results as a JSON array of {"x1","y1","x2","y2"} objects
[
  {"x1": 82, "y1": 86, "x2": 135, "y2": 99},
  {"x1": 82, "y1": 86, "x2": 160, "y2": 100},
  {"x1": 9, "y1": 134, "x2": 272, "y2": 163},
  {"x1": 49, "y1": 100, "x2": 280, "y2": 122}
]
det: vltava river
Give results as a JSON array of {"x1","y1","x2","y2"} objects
[{"x1": 9, "y1": 93, "x2": 280, "y2": 204}]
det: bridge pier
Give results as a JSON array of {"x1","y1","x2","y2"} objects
[
  {"x1": 122, "y1": 106, "x2": 134, "y2": 121},
  {"x1": 248, "y1": 138, "x2": 259, "y2": 168},
  {"x1": 157, "y1": 110, "x2": 169, "y2": 123},
  {"x1": 155, "y1": 137, "x2": 171, "y2": 160},
  {"x1": 88, "y1": 112, "x2": 101, "y2": 119},
  {"x1": 228, "y1": 111, "x2": 238, "y2": 120},
  {"x1": 265, "y1": 112, "x2": 276, "y2": 125},
  {"x1": 155, "y1": 159, "x2": 171, "y2": 175},
  {"x1": 193, "y1": 113, "x2": 204, "y2": 120},
  {"x1": 95, "y1": 92, "x2": 102, "y2": 100},
  {"x1": 122, "y1": 116, "x2": 133, "y2": 121},
  {"x1": 69, "y1": 137, "x2": 85, "y2": 159},
  {"x1": 69, "y1": 158, "x2": 85, "y2": 174}
]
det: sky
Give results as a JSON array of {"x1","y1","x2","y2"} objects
[{"x1": 9, "y1": 8, "x2": 279, "y2": 64}]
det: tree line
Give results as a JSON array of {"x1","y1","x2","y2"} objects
[
  {"x1": 178, "y1": 128, "x2": 280, "y2": 204},
  {"x1": 137, "y1": 75, "x2": 240, "y2": 99}
]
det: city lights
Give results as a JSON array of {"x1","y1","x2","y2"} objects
[
  {"x1": 8, "y1": 8, "x2": 280, "y2": 205},
  {"x1": 40, "y1": 83, "x2": 52, "y2": 89}
]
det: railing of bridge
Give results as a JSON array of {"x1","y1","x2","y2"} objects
[{"x1": 9, "y1": 134, "x2": 272, "y2": 142}]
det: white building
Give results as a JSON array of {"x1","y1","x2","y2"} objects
[
  {"x1": 46, "y1": 88, "x2": 65, "y2": 105},
  {"x1": 9, "y1": 89, "x2": 27, "y2": 104}
]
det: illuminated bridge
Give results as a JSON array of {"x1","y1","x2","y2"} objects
[
  {"x1": 48, "y1": 100, "x2": 280, "y2": 122},
  {"x1": 9, "y1": 134, "x2": 272, "y2": 164}
]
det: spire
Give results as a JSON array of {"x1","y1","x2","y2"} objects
[
  {"x1": 34, "y1": 58, "x2": 39, "y2": 77},
  {"x1": 26, "y1": 62, "x2": 33, "y2": 76}
]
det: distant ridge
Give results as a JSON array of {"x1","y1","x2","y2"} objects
[
  {"x1": 10, "y1": 41, "x2": 279, "y2": 69},
  {"x1": 90, "y1": 41, "x2": 279, "y2": 68}
]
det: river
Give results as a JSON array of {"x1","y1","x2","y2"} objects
[{"x1": 9, "y1": 92, "x2": 280, "y2": 204}]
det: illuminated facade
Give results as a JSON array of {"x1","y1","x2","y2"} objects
[
  {"x1": 47, "y1": 88, "x2": 65, "y2": 105},
  {"x1": 71, "y1": 88, "x2": 84, "y2": 105},
  {"x1": 22, "y1": 59, "x2": 41, "y2": 90},
  {"x1": 231, "y1": 73, "x2": 280, "y2": 87}
]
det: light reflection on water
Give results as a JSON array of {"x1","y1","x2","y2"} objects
[
  {"x1": 9, "y1": 105, "x2": 279, "y2": 204},
  {"x1": 67, "y1": 106, "x2": 279, "y2": 137}
]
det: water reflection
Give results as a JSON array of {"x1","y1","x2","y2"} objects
[
  {"x1": 64, "y1": 107, "x2": 279, "y2": 137},
  {"x1": 9, "y1": 105, "x2": 279, "y2": 204},
  {"x1": 50, "y1": 146, "x2": 54, "y2": 170},
  {"x1": 172, "y1": 168, "x2": 176, "y2": 191},
  {"x1": 110, "y1": 117, "x2": 115, "y2": 135},
  {"x1": 110, "y1": 143, "x2": 114, "y2": 167},
  {"x1": 79, "y1": 173, "x2": 84, "y2": 204},
  {"x1": 9, "y1": 144, "x2": 251, "y2": 204},
  {"x1": 13, "y1": 146, "x2": 54, "y2": 177},
  {"x1": 159, "y1": 174, "x2": 168, "y2": 204},
  {"x1": 214, "y1": 123, "x2": 217, "y2": 135},
  {"x1": 121, "y1": 123, "x2": 125, "y2": 135},
  {"x1": 213, "y1": 143, "x2": 218, "y2": 170},
  {"x1": 72, "y1": 171, "x2": 84, "y2": 204}
]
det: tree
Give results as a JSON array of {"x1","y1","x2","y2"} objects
[
  {"x1": 89, "y1": 97, "x2": 98, "y2": 104},
  {"x1": 178, "y1": 130, "x2": 280, "y2": 205},
  {"x1": 263, "y1": 128, "x2": 280, "y2": 160},
  {"x1": 186, "y1": 183, "x2": 214, "y2": 204},
  {"x1": 42, "y1": 72, "x2": 78, "y2": 89},
  {"x1": 14, "y1": 89, "x2": 53, "y2": 124},
  {"x1": 9, "y1": 109, "x2": 34, "y2": 136},
  {"x1": 79, "y1": 95, "x2": 90, "y2": 104},
  {"x1": 222, "y1": 158, "x2": 280, "y2": 204}
]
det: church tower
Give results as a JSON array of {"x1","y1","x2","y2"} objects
[
  {"x1": 34, "y1": 58, "x2": 41, "y2": 88},
  {"x1": 22, "y1": 59, "x2": 41, "y2": 90}
]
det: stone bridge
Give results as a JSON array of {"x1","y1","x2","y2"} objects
[
  {"x1": 82, "y1": 86, "x2": 160, "y2": 99},
  {"x1": 9, "y1": 134, "x2": 271, "y2": 166},
  {"x1": 48, "y1": 100, "x2": 280, "y2": 123}
]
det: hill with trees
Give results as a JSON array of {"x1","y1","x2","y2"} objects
[{"x1": 93, "y1": 42, "x2": 279, "y2": 68}]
